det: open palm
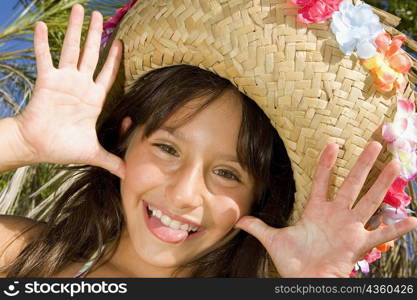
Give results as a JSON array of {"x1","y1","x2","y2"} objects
[
  {"x1": 14, "y1": 5, "x2": 125, "y2": 178},
  {"x1": 236, "y1": 142, "x2": 417, "y2": 277}
]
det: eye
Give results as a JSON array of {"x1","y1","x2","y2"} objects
[
  {"x1": 153, "y1": 143, "x2": 179, "y2": 157},
  {"x1": 213, "y1": 169, "x2": 241, "y2": 182}
]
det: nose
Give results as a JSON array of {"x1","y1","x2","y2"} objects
[{"x1": 165, "y1": 162, "x2": 204, "y2": 210}]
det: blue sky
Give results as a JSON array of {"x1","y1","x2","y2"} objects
[
  {"x1": 0, "y1": 1, "x2": 23, "y2": 31},
  {"x1": 0, "y1": 1, "x2": 29, "y2": 117},
  {"x1": 0, "y1": 1, "x2": 31, "y2": 51}
]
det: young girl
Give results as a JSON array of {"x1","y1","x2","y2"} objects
[{"x1": 0, "y1": 4, "x2": 416, "y2": 278}]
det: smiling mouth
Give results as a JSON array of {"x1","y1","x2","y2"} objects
[{"x1": 145, "y1": 205, "x2": 200, "y2": 236}]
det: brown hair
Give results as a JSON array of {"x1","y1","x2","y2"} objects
[{"x1": 1, "y1": 65, "x2": 295, "y2": 277}]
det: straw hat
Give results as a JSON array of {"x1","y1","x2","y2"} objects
[{"x1": 99, "y1": 0, "x2": 417, "y2": 276}]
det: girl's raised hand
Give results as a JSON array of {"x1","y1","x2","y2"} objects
[
  {"x1": 236, "y1": 142, "x2": 417, "y2": 277},
  {"x1": 14, "y1": 4, "x2": 125, "y2": 178}
]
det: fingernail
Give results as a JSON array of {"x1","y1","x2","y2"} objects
[
  {"x1": 367, "y1": 141, "x2": 382, "y2": 149},
  {"x1": 324, "y1": 143, "x2": 339, "y2": 169},
  {"x1": 319, "y1": 142, "x2": 335, "y2": 156},
  {"x1": 318, "y1": 143, "x2": 328, "y2": 159}
]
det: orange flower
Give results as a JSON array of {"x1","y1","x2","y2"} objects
[
  {"x1": 377, "y1": 241, "x2": 395, "y2": 253},
  {"x1": 361, "y1": 33, "x2": 412, "y2": 92}
]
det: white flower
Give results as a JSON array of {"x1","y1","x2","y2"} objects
[
  {"x1": 330, "y1": 0, "x2": 384, "y2": 59},
  {"x1": 355, "y1": 260, "x2": 369, "y2": 273}
]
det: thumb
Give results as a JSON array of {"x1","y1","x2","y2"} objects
[
  {"x1": 235, "y1": 216, "x2": 275, "y2": 249},
  {"x1": 92, "y1": 147, "x2": 126, "y2": 179}
]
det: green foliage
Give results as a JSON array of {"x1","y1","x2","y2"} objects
[
  {"x1": 0, "y1": 164, "x2": 68, "y2": 216},
  {"x1": 366, "y1": 0, "x2": 417, "y2": 40},
  {"x1": 0, "y1": 170, "x2": 13, "y2": 192}
]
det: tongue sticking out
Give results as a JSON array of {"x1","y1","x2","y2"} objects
[{"x1": 148, "y1": 215, "x2": 189, "y2": 243}]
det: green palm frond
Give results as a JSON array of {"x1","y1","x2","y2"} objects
[
  {"x1": 0, "y1": 167, "x2": 30, "y2": 214},
  {"x1": 366, "y1": 0, "x2": 417, "y2": 41}
]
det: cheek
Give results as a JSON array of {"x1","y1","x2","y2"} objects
[
  {"x1": 210, "y1": 193, "x2": 253, "y2": 230},
  {"x1": 120, "y1": 152, "x2": 166, "y2": 205},
  {"x1": 126, "y1": 162, "x2": 164, "y2": 190}
]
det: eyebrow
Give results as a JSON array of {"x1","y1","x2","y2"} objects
[
  {"x1": 160, "y1": 126, "x2": 186, "y2": 140},
  {"x1": 159, "y1": 126, "x2": 241, "y2": 164}
]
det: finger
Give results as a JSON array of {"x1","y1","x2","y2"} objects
[
  {"x1": 235, "y1": 216, "x2": 275, "y2": 249},
  {"x1": 58, "y1": 4, "x2": 84, "y2": 69},
  {"x1": 91, "y1": 148, "x2": 126, "y2": 179},
  {"x1": 335, "y1": 141, "x2": 382, "y2": 209},
  {"x1": 78, "y1": 11, "x2": 103, "y2": 73},
  {"x1": 368, "y1": 217, "x2": 417, "y2": 249},
  {"x1": 353, "y1": 160, "x2": 400, "y2": 224},
  {"x1": 95, "y1": 39, "x2": 122, "y2": 93},
  {"x1": 34, "y1": 21, "x2": 53, "y2": 73},
  {"x1": 308, "y1": 143, "x2": 339, "y2": 205}
]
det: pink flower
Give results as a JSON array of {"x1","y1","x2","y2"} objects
[
  {"x1": 355, "y1": 260, "x2": 370, "y2": 273},
  {"x1": 383, "y1": 99, "x2": 417, "y2": 144},
  {"x1": 382, "y1": 98, "x2": 417, "y2": 180},
  {"x1": 103, "y1": 0, "x2": 137, "y2": 30},
  {"x1": 290, "y1": 0, "x2": 344, "y2": 24},
  {"x1": 364, "y1": 248, "x2": 382, "y2": 264},
  {"x1": 353, "y1": 247, "x2": 382, "y2": 275},
  {"x1": 101, "y1": 0, "x2": 138, "y2": 48},
  {"x1": 383, "y1": 177, "x2": 412, "y2": 209}
]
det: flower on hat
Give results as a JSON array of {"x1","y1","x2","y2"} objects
[
  {"x1": 371, "y1": 223, "x2": 396, "y2": 253},
  {"x1": 352, "y1": 248, "x2": 382, "y2": 275},
  {"x1": 365, "y1": 247, "x2": 382, "y2": 264},
  {"x1": 369, "y1": 203, "x2": 413, "y2": 234},
  {"x1": 376, "y1": 240, "x2": 395, "y2": 253},
  {"x1": 375, "y1": 33, "x2": 413, "y2": 74},
  {"x1": 290, "y1": 0, "x2": 344, "y2": 24},
  {"x1": 355, "y1": 180, "x2": 415, "y2": 277},
  {"x1": 359, "y1": 94, "x2": 417, "y2": 276},
  {"x1": 351, "y1": 216, "x2": 404, "y2": 277},
  {"x1": 330, "y1": 0, "x2": 384, "y2": 59},
  {"x1": 382, "y1": 99, "x2": 417, "y2": 181},
  {"x1": 101, "y1": 0, "x2": 138, "y2": 48},
  {"x1": 383, "y1": 178, "x2": 412, "y2": 209},
  {"x1": 362, "y1": 33, "x2": 412, "y2": 92},
  {"x1": 353, "y1": 259, "x2": 369, "y2": 274},
  {"x1": 381, "y1": 203, "x2": 414, "y2": 225}
]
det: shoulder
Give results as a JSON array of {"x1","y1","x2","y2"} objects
[{"x1": 0, "y1": 215, "x2": 46, "y2": 274}]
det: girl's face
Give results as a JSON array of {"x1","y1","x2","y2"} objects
[{"x1": 119, "y1": 91, "x2": 256, "y2": 273}]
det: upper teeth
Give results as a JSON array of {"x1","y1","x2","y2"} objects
[{"x1": 148, "y1": 205, "x2": 199, "y2": 233}]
